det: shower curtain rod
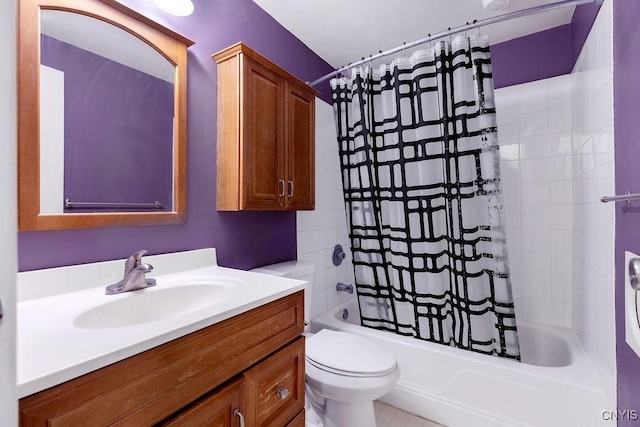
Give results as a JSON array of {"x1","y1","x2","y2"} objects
[{"x1": 308, "y1": 0, "x2": 603, "y2": 87}]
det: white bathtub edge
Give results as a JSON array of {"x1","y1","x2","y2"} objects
[{"x1": 380, "y1": 382, "x2": 529, "y2": 427}]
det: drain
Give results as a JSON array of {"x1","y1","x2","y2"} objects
[{"x1": 341, "y1": 308, "x2": 349, "y2": 320}]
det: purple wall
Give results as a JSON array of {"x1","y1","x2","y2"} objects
[
  {"x1": 614, "y1": 0, "x2": 640, "y2": 422},
  {"x1": 491, "y1": 3, "x2": 600, "y2": 89},
  {"x1": 41, "y1": 35, "x2": 174, "y2": 212},
  {"x1": 19, "y1": 0, "x2": 334, "y2": 271},
  {"x1": 491, "y1": 24, "x2": 572, "y2": 89}
]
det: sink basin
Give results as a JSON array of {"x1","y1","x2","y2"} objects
[{"x1": 73, "y1": 281, "x2": 237, "y2": 329}]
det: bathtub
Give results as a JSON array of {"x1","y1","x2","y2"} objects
[{"x1": 311, "y1": 301, "x2": 607, "y2": 427}]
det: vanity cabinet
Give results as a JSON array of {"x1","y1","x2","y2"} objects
[
  {"x1": 213, "y1": 42, "x2": 318, "y2": 211},
  {"x1": 19, "y1": 291, "x2": 305, "y2": 426}
]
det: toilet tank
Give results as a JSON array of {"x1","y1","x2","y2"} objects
[{"x1": 250, "y1": 260, "x2": 315, "y2": 327}]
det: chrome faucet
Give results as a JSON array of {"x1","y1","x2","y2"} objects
[
  {"x1": 105, "y1": 250, "x2": 157, "y2": 295},
  {"x1": 336, "y1": 282, "x2": 354, "y2": 294}
]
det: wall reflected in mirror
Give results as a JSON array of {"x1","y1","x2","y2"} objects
[{"x1": 39, "y1": 10, "x2": 175, "y2": 214}]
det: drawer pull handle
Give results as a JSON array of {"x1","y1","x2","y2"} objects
[
  {"x1": 234, "y1": 409, "x2": 245, "y2": 427},
  {"x1": 288, "y1": 180, "x2": 294, "y2": 197},
  {"x1": 276, "y1": 386, "x2": 289, "y2": 400}
]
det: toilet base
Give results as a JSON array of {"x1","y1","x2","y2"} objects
[{"x1": 324, "y1": 400, "x2": 376, "y2": 427}]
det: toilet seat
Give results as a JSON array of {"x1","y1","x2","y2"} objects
[
  {"x1": 306, "y1": 357, "x2": 397, "y2": 378},
  {"x1": 305, "y1": 329, "x2": 397, "y2": 377}
]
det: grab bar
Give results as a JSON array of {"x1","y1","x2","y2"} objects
[{"x1": 64, "y1": 199, "x2": 163, "y2": 209}]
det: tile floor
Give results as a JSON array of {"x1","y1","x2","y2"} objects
[{"x1": 374, "y1": 401, "x2": 445, "y2": 427}]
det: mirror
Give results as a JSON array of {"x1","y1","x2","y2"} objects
[{"x1": 18, "y1": 0, "x2": 194, "y2": 230}]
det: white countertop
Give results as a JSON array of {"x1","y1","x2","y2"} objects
[{"x1": 17, "y1": 249, "x2": 304, "y2": 398}]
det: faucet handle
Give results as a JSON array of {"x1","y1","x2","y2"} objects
[
  {"x1": 134, "y1": 263, "x2": 157, "y2": 289},
  {"x1": 124, "y1": 250, "x2": 148, "y2": 277},
  {"x1": 336, "y1": 282, "x2": 354, "y2": 294},
  {"x1": 134, "y1": 263, "x2": 154, "y2": 273}
]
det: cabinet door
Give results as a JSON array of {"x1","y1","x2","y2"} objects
[
  {"x1": 285, "y1": 410, "x2": 305, "y2": 426},
  {"x1": 285, "y1": 82, "x2": 315, "y2": 210},
  {"x1": 241, "y1": 57, "x2": 286, "y2": 210},
  {"x1": 159, "y1": 378, "x2": 243, "y2": 427},
  {"x1": 243, "y1": 337, "x2": 305, "y2": 426}
]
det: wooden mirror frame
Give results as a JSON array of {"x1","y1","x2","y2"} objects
[{"x1": 18, "y1": 0, "x2": 194, "y2": 230}]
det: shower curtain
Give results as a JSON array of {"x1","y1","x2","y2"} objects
[{"x1": 331, "y1": 34, "x2": 520, "y2": 359}]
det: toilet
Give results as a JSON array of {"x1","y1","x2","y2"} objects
[{"x1": 251, "y1": 261, "x2": 400, "y2": 427}]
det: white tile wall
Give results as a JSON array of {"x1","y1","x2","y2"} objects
[
  {"x1": 297, "y1": 99, "x2": 356, "y2": 318},
  {"x1": 495, "y1": 2, "x2": 615, "y2": 408},
  {"x1": 495, "y1": 74, "x2": 574, "y2": 328},
  {"x1": 571, "y1": 0, "x2": 615, "y2": 410}
]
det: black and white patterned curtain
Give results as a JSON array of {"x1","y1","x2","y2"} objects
[{"x1": 331, "y1": 34, "x2": 520, "y2": 360}]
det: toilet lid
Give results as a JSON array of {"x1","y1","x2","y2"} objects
[{"x1": 306, "y1": 329, "x2": 397, "y2": 376}]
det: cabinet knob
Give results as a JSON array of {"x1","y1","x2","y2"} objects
[
  {"x1": 276, "y1": 386, "x2": 289, "y2": 400},
  {"x1": 278, "y1": 179, "x2": 285, "y2": 197}
]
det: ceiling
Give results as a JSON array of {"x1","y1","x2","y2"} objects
[{"x1": 252, "y1": 0, "x2": 576, "y2": 69}]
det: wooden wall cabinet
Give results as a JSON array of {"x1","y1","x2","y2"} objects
[
  {"x1": 213, "y1": 43, "x2": 318, "y2": 211},
  {"x1": 20, "y1": 292, "x2": 305, "y2": 427}
]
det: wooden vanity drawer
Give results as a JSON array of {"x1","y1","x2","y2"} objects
[
  {"x1": 159, "y1": 377, "x2": 243, "y2": 426},
  {"x1": 242, "y1": 336, "x2": 305, "y2": 427}
]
